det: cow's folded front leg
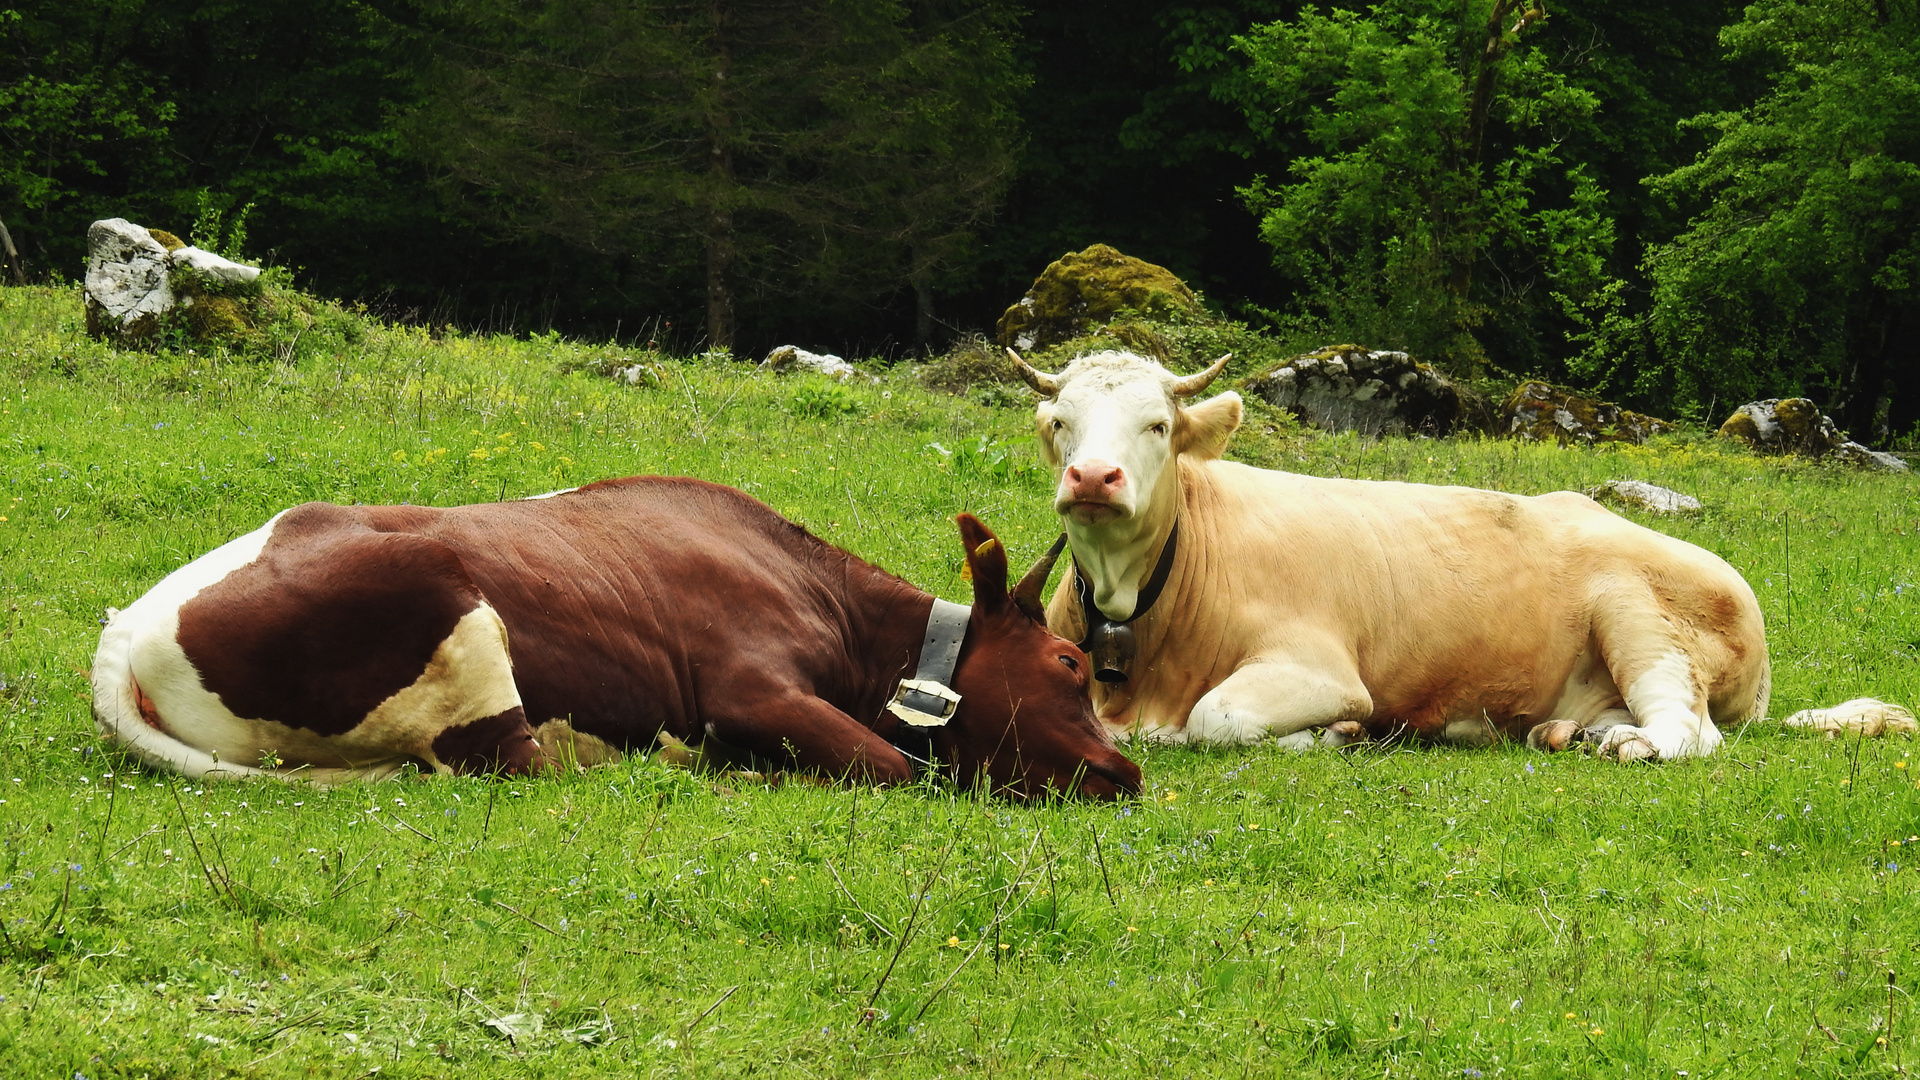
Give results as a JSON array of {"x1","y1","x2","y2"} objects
[
  {"x1": 1184, "y1": 654, "x2": 1373, "y2": 746},
  {"x1": 702, "y1": 692, "x2": 916, "y2": 785}
]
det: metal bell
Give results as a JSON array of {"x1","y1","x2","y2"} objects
[{"x1": 1086, "y1": 620, "x2": 1136, "y2": 684}]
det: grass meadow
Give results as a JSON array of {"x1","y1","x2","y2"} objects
[{"x1": 3, "y1": 283, "x2": 1919, "y2": 1078}]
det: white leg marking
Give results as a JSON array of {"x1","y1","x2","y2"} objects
[{"x1": 1602, "y1": 649, "x2": 1719, "y2": 759}]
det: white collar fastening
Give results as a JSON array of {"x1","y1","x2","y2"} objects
[{"x1": 887, "y1": 599, "x2": 969, "y2": 728}]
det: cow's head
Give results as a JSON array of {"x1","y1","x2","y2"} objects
[
  {"x1": 934, "y1": 514, "x2": 1143, "y2": 800},
  {"x1": 1015, "y1": 350, "x2": 1242, "y2": 535}
]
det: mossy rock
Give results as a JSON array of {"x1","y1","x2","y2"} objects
[
  {"x1": 147, "y1": 229, "x2": 186, "y2": 253},
  {"x1": 1245, "y1": 345, "x2": 1490, "y2": 437},
  {"x1": 1716, "y1": 398, "x2": 1909, "y2": 471},
  {"x1": 997, "y1": 244, "x2": 1203, "y2": 352},
  {"x1": 1717, "y1": 398, "x2": 1835, "y2": 454},
  {"x1": 1502, "y1": 381, "x2": 1674, "y2": 446},
  {"x1": 167, "y1": 264, "x2": 264, "y2": 345}
]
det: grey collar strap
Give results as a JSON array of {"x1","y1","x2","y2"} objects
[{"x1": 887, "y1": 598, "x2": 970, "y2": 728}]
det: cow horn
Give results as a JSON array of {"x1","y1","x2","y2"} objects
[
  {"x1": 1169, "y1": 353, "x2": 1233, "y2": 397},
  {"x1": 1011, "y1": 534, "x2": 1067, "y2": 622},
  {"x1": 1006, "y1": 348, "x2": 1063, "y2": 396}
]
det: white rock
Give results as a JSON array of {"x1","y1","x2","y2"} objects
[
  {"x1": 1592, "y1": 479, "x2": 1702, "y2": 514},
  {"x1": 172, "y1": 246, "x2": 261, "y2": 285},
  {"x1": 762, "y1": 345, "x2": 860, "y2": 379},
  {"x1": 1783, "y1": 698, "x2": 1916, "y2": 737},
  {"x1": 84, "y1": 218, "x2": 174, "y2": 333}
]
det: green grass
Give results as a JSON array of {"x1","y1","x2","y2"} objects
[{"x1": 3, "y1": 282, "x2": 1919, "y2": 1078}]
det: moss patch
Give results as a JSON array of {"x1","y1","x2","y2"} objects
[
  {"x1": 996, "y1": 244, "x2": 1202, "y2": 352},
  {"x1": 147, "y1": 229, "x2": 186, "y2": 252}
]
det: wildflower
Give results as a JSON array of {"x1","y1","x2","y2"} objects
[
  {"x1": 945, "y1": 936, "x2": 961, "y2": 948},
  {"x1": 1164, "y1": 791, "x2": 1178, "y2": 803},
  {"x1": 1565, "y1": 1012, "x2": 1577, "y2": 1020},
  {"x1": 760, "y1": 878, "x2": 770, "y2": 885},
  {"x1": 1897, "y1": 762, "x2": 1908, "y2": 770},
  {"x1": 1246, "y1": 822, "x2": 1260, "y2": 830},
  {"x1": 1126, "y1": 926, "x2": 1138, "y2": 933},
  {"x1": 1203, "y1": 879, "x2": 1214, "y2": 886}
]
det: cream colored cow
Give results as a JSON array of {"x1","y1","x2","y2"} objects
[{"x1": 1014, "y1": 349, "x2": 1773, "y2": 761}]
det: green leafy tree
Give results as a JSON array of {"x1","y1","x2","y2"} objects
[
  {"x1": 0, "y1": 2, "x2": 177, "y2": 275},
  {"x1": 1229, "y1": 1, "x2": 1616, "y2": 374},
  {"x1": 408, "y1": 0, "x2": 1024, "y2": 350},
  {"x1": 1624, "y1": 0, "x2": 1920, "y2": 441}
]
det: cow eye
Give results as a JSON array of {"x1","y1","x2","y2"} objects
[
  {"x1": 1051, "y1": 418, "x2": 1064, "y2": 431},
  {"x1": 1149, "y1": 422, "x2": 1168, "y2": 436},
  {"x1": 1059, "y1": 654, "x2": 1079, "y2": 672}
]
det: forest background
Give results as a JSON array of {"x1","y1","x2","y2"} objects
[{"x1": 3, "y1": 0, "x2": 1916, "y2": 444}]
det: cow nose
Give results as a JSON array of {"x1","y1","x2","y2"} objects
[{"x1": 1064, "y1": 460, "x2": 1126, "y2": 501}]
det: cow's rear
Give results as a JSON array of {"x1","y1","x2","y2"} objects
[{"x1": 92, "y1": 504, "x2": 542, "y2": 782}]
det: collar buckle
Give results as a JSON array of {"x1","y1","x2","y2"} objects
[{"x1": 888, "y1": 678, "x2": 962, "y2": 728}]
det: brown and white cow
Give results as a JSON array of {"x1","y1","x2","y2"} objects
[
  {"x1": 1011, "y1": 349, "x2": 1772, "y2": 761},
  {"x1": 91, "y1": 476, "x2": 1141, "y2": 797}
]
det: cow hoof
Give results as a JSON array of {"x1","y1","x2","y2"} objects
[
  {"x1": 1527, "y1": 719, "x2": 1583, "y2": 753},
  {"x1": 1604, "y1": 733, "x2": 1658, "y2": 763},
  {"x1": 1325, "y1": 720, "x2": 1370, "y2": 750}
]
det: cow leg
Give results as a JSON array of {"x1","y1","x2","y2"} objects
[
  {"x1": 1185, "y1": 655, "x2": 1373, "y2": 746},
  {"x1": 701, "y1": 692, "x2": 917, "y2": 785},
  {"x1": 1590, "y1": 588, "x2": 1722, "y2": 759}
]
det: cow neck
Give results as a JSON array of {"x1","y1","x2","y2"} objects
[
  {"x1": 1064, "y1": 490, "x2": 1180, "y2": 622},
  {"x1": 829, "y1": 567, "x2": 958, "y2": 760},
  {"x1": 1074, "y1": 520, "x2": 1178, "y2": 629}
]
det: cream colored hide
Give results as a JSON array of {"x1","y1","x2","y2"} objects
[{"x1": 1015, "y1": 349, "x2": 1773, "y2": 761}]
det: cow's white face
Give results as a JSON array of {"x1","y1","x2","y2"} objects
[{"x1": 1032, "y1": 351, "x2": 1243, "y2": 531}]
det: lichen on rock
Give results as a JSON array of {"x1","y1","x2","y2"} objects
[
  {"x1": 996, "y1": 244, "x2": 1203, "y2": 353},
  {"x1": 1243, "y1": 345, "x2": 1487, "y2": 438},
  {"x1": 1718, "y1": 398, "x2": 1910, "y2": 472},
  {"x1": 1502, "y1": 382, "x2": 1674, "y2": 446}
]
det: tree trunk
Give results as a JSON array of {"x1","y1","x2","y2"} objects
[
  {"x1": 705, "y1": 209, "x2": 736, "y2": 351},
  {"x1": 1879, "y1": 303, "x2": 1917, "y2": 446},
  {"x1": 1450, "y1": 0, "x2": 1532, "y2": 301},
  {"x1": 911, "y1": 246, "x2": 934, "y2": 349},
  {"x1": 703, "y1": 0, "x2": 735, "y2": 351},
  {"x1": 0, "y1": 214, "x2": 24, "y2": 286}
]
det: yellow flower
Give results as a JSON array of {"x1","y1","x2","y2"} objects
[
  {"x1": 1591, "y1": 1027, "x2": 1605, "y2": 1036},
  {"x1": 998, "y1": 943, "x2": 1010, "y2": 950},
  {"x1": 531, "y1": 442, "x2": 545, "y2": 452},
  {"x1": 1203, "y1": 879, "x2": 1214, "y2": 886},
  {"x1": 1897, "y1": 762, "x2": 1908, "y2": 769},
  {"x1": 1164, "y1": 791, "x2": 1178, "y2": 802},
  {"x1": 469, "y1": 448, "x2": 489, "y2": 461},
  {"x1": 391, "y1": 450, "x2": 407, "y2": 463},
  {"x1": 1565, "y1": 1012, "x2": 1577, "y2": 1020},
  {"x1": 1126, "y1": 926, "x2": 1137, "y2": 933},
  {"x1": 1246, "y1": 822, "x2": 1260, "y2": 830},
  {"x1": 945, "y1": 936, "x2": 961, "y2": 948},
  {"x1": 760, "y1": 877, "x2": 770, "y2": 885}
]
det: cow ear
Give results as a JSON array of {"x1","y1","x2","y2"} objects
[
  {"x1": 1175, "y1": 391, "x2": 1242, "y2": 461},
  {"x1": 956, "y1": 513, "x2": 1011, "y2": 608}
]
